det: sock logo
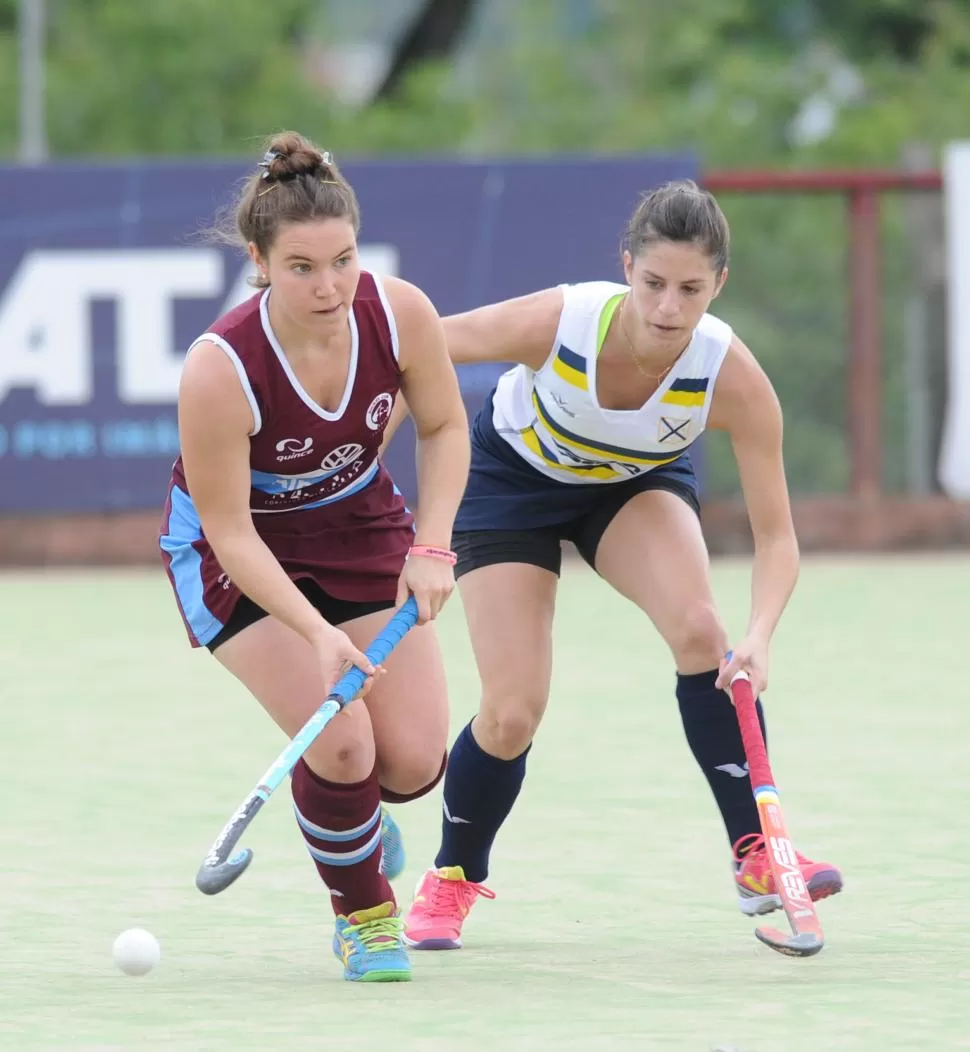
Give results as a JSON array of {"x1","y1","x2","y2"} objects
[
  {"x1": 715, "y1": 762, "x2": 750, "y2": 779},
  {"x1": 443, "y1": 800, "x2": 471, "y2": 825}
]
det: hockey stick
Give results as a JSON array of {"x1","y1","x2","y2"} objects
[
  {"x1": 195, "y1": 596, "x2": 419, "y2": 896},
  {"x1": 730, "y1": 667, "x2": 825, "y2": 957}
]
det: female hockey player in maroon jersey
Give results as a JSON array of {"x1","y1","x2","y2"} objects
[{"x1": 160, "y1": 131, "x2": 470, "y2": 983}]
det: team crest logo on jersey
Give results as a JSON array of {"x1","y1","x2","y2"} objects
[
  {"x1": 321, "y1": 443, "x2": 364, "y2": 471},
  {"x1": 658, "y1": 415, "x2": 692, "y2": 443},
  {"x1": 275, "y1": 437, "x2": 314, "y2": 461},
  {"x1": 365, "y1": 392, "x2": 394, "y2": 431}
]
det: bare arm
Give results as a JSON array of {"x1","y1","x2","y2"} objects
[
  {"x1": 379, "y1": 286, "x2": 564, "y2": 451},
  {"x1": 385, "y1": 276, "x2": 470, "y2": 548},
  {"x1": 443, "y1": 287, "x2": 563, "y2": 366},
  {"x1": 709, "y1": 338, "x2": 800, "y2": 660},
  {"x1": 178, "y1": 342, "x2": 339, "y2": 646}
]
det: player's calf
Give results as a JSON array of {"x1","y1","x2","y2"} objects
[
  {"x1": 291, "y1": 761, "x2": 395, "y2": 913},
  {"x1": 377, "y1": 753, "x2": 447, "y2": 883}
]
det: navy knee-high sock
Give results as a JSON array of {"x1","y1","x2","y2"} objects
[
  {"x1": 677, "y1": 669, "x2": 767, "y2": 853},
  {"x1": 435, "y1": 722, "x2": 530, "y2": 882}
]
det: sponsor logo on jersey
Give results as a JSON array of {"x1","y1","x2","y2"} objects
[
  {"x1": 275, "y1": 437, "x2": 314, "y2": 461},
  {"x1": 321, "y1": 442, "x2": 364, "y2": 471}
]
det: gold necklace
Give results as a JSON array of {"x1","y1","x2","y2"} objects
[{"x1": 618, "y1": 294, "x2": 674, "y2": 384}]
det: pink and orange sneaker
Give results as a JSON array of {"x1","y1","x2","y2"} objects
[
  {"x1": 402, "y1": 866, "x2": 496, "y2": 950},
  {"x1": 733, "y1": 832, "x2": 843, "y2": 916}
]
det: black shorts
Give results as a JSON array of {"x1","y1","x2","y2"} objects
[
  {"x1": 452, "y1": 393, "x2": 700, "y2": 578},
  {"x1": 453, "y1": 486, "x2": 697, "y2": 578},
  {"x1": 206, "y1": 577, "x2": 395, "y2": 652}
]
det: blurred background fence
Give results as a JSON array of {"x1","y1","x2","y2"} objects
[{"x1": 700, "y1": 169, "x2": 945, "y2": 501}]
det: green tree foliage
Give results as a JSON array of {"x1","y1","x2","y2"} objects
[
  {"x1": 0, "y1": 0, "x2": 22, "y2": 156},
  {"x1": 464, "y1": 0, "x2": 970, "y2": 167},
  {"x1": 2, "y1": 0, "x2": 965, "y2": 169},
  {"x1": 809, "y1": 0, "x2": 939, "y2": 61},
  {"x1": 323, "y1": 63, "x2": 473, "y2": 155},
  {"x1": 15, "y1": 0, "x2": 330, "y2": 155},
  {"x1": 0, "y1": 0, "x2": 473, "y2": 158}
]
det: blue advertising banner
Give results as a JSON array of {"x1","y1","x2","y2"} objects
[{"x1": 0, "y1": 153, "x2": 697, "y2": 513}]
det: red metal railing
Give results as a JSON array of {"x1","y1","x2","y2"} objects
[{"x1": 703, "y1": 169, "x2": 943, "y2": 500}]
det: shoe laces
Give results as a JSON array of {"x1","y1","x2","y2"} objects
[
  {"x1": 427, "y1": 872, "x2": 496, "y2": 917},
  {"x1": 350, "y1": 913, "x2": 402, "y2": 951},
  {"x1": 733, "y1": 832, "x2": 810, "y2": 867}
]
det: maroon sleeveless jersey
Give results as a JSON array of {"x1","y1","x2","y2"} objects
[{"x1": 160, "y1": 272, "x2": 413, "y2": 647}]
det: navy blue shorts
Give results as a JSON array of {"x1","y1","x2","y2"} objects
[{"x1": 452, "y1": 392, "x2": 700, "y2": 578}]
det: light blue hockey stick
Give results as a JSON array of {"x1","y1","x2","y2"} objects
[{"x1": 195, "y1": 596, "x2": 419, "y2": 895}]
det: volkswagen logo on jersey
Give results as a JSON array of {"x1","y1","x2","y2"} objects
[
  {"x1": 275, "y1": 437, "x2": 314, "y2": 461},
  {"x1": 321, "y1": 442, "x2": 364, "y2": 471},
  {"x1": 365, "y1": 392, "x2": 394, "y2": 431}
]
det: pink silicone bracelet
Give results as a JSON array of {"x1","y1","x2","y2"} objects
[{"x1": 408, "y1": 545, "x2": 457, "y2": 566}]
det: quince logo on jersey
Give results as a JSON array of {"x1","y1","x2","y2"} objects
[
  {"x1": 365, "y1": 392, "x2": 393, "y2": 431},
  {"x1": 275, "y1": 437, "x2": 313, "y2": 461}
]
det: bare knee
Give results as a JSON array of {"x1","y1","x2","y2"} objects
[
  {"x1": 303, "y1": 710, "x2": 375, "y2": 783},
  {"x1": 378, "y1": 751, "x2": 447, "y2": 802},
  {"x1": 377, "y1": 760, "x2": 435, "y2": 798},
  {"x1": 474, "y1": 693, "x2": 546, "y2": 760},
  {"x1": 667, "y1": 601, "x2": 727, "y2": 671}
]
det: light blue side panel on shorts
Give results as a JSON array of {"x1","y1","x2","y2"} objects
[{"x1": 159, "y1": 487, "x2": 225, "y2": 646}]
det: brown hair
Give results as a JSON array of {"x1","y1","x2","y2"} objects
[
  {"x1": 624, "y1": 180, "x2": 730, "y2": 274},
  {"x1": 212, "y1": 131, "x2": 360, "y2": 287}
]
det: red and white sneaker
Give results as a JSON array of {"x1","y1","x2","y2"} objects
[
  {"x1": 402, "y1": 866, "x2": 495, "y2": 950},
  {"x1": 734, "y1": 833, "x2": 843, "y2": 916}
]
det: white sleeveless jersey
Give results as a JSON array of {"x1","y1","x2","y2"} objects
[{"x1": 490, "y1": 281, "x2": 733, "y2": 484}]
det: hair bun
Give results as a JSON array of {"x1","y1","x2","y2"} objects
[{"x1": 257, "y1": 131, "x2": 335, "y2": 182}]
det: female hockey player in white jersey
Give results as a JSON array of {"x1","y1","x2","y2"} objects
[{"x1": 391, "y1": 179, "x2": 843, "y2": 951}]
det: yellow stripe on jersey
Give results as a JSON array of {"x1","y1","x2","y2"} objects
[
  {"x1": 518, "y1": 427, "x2": 621, "y2": 481},
  {"x1": 532, "y1": 391, "x2": 680, "y2": 468},
  {"x1": 662, "y1": 377, "x2": 710, "y2": 408},
  {"x1": 551, "y1": 345, "x2": 589, "y2": 390},
  {"x1": 551, "y1": 355, "x2": 588, "y2": 390},
  {"x1": 660, "y1": 389, "x2": 706, "y2": 408}
]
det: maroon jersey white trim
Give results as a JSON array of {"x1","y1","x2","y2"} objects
[{"x1": 259, "y1": 290, "x2": 360, "y2": 422}]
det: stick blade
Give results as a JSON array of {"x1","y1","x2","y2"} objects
[
  {"x1": 195, "y1": 849, "x2": 254, "y2": 896},
  {"x1": 755, "y1": 925, "x2": 824, "y2": 958}
]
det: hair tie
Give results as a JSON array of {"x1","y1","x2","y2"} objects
[
  {"x1": 257, "y1": 148, "x2": 280, "y2": 181},
  {"x1": 259, "y1": 148, "x2": 335, "y2": 182}
]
